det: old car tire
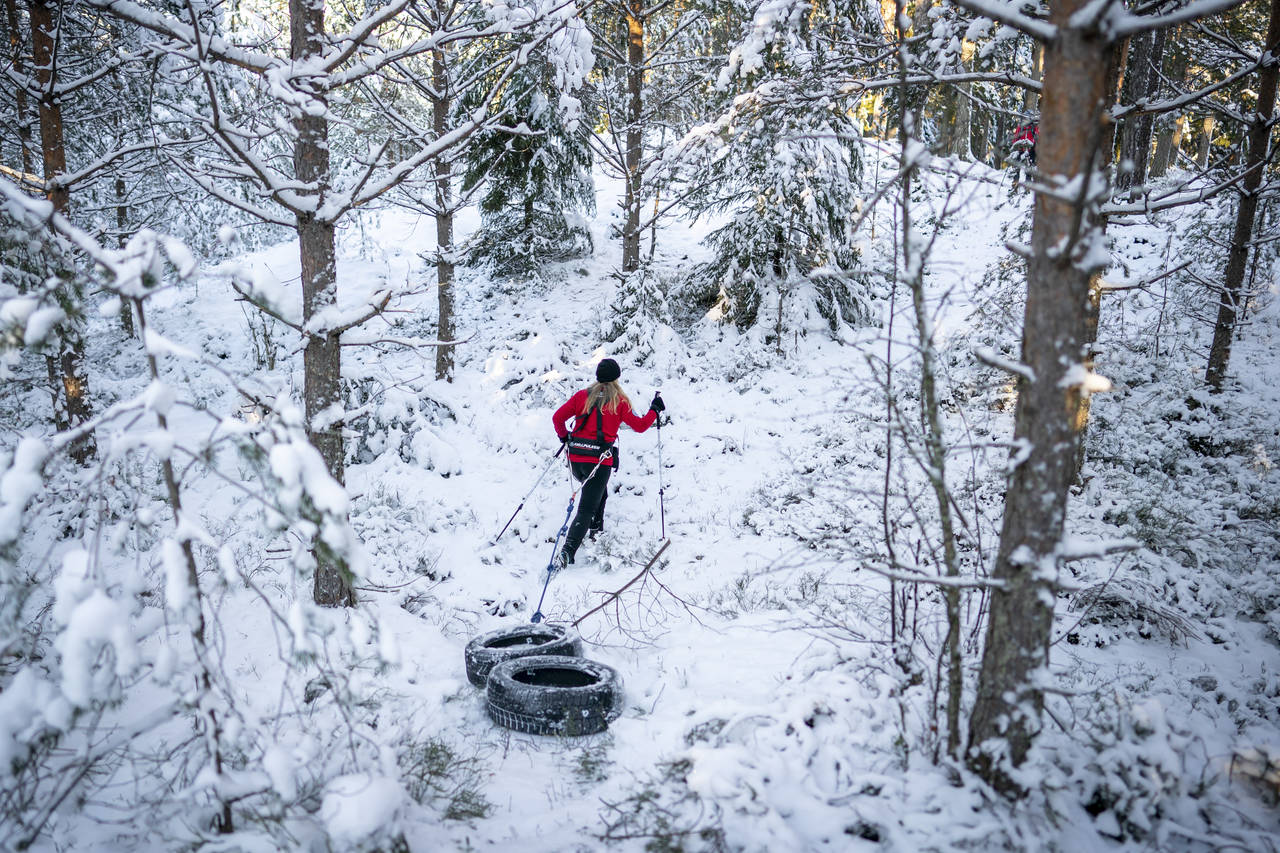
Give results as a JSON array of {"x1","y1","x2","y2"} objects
[
  {"x1": 485, "y1": 655, "x2": 623, "y2": 736},
  {"x1": 463, "y1": 624, "x2": 582, "y2": 687}
]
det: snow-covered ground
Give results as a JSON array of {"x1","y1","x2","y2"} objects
[{"x1": 6, "y1": 151, "x2": 1280, "y2": 852}]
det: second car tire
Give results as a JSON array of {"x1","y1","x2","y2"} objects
[
  {"x1": 485, "y1": 655, "x2": 624, "y2": 736},
  {"x1": 463, "y1": 623, "x2": 582, "y2": 687}
]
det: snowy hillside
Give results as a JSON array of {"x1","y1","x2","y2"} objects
[{"x1": 4, "y1": 143, "x2": 1279, "y2": 853}]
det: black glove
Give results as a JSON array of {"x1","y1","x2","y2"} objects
[
  {"x1": 649, "y1": 392, "x2": 666, "y2": 414},
  {"x1": 559, "y1": 433, "x2": 570, "y2": 445}
]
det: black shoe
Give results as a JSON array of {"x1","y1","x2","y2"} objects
[{"x1": 556, "y1": 549, "x2": 573, "y2": 571}]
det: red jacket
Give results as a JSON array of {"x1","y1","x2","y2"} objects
[{"x1": 553, "y1": 389, "x2": 657, "y2": 466}]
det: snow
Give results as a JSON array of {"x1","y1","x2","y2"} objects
[
  {"x1": 0, "y1": 438, "x2": 47, "y2": 548},
  {"x1": 269, "y1": 440, "x2": 350, "y2": 517},
  {"x1": 52, "y1": 549, "x2": 93, "y2": 624},
  {"x1": 0, "y1": 668, "x2": 68, "y2": 774},
  {"x1": 162, "y1": 538, "x2": 190, "y2": 611},
  {"x1": 319, "y1": 773, "x2": 405, "y2": 844},
  {"x1": 23, "y1": 306, "x2": 66, "y2": 346},
  {"x1": 973, "y1": 345, "x2": 1035, "y2": 380},
  {"x1": 1059, "y1": 363, "x2": 1114, "y2": 394},
  {"x1": 3, "y1": 118, "x2": 1279, "y2": 853},
  {"x1": 98, "y1": 296, "x2": 123, "y2": 318},
  {"x1": 262, "y1": 744, "x2": 298, "y2": 802},
  {"x1": 143, "y1": 327, "x2": 198, "y2": 361},
  {"x1": 55, "y1": 590, "x2": 139, "y2": 707},
  {"x1": 142, "y1": 379, "x2": 176, "y2": 415}
]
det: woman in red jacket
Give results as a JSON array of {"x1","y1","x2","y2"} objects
[{"x1": 552, "y1": 358, "x2": 664, "y2": 568}]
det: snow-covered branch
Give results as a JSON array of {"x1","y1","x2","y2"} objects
[
  {"x1": 946, "y1": 0, "x2": 1056, "y2": 42},
  {"x1": 1107, "y1": 0, "x2": 1248, "y2": 37}
]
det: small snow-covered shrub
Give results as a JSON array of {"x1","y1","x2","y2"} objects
[
  {"x1": 466, "y1": 209, "x2": 593, "y2": 278},
  {"x1": 1067, "y1": 579, "x2": 1201, "y2": 645},
  {"x1": 344, "y1": 378, "x2": 458, "y2": 472},
  {"x1": 1081, "y1": 346, "x2": 1280, "y2": 632},
  {"x1": 1072, "y1": 694, "x2": 1195, "y2": 842},
  {"x1": 604, "y1": 265, "x2": 688, "y2": 375},
  {"x1": 396, "y1": 735, "x2": 491, "y2": 821},
  {"x1": 598, "y1": 757, "x2": 729, "y2": 853},
  {"x1": 571, "y1": 736, "x2": 614, "y2": 787}
]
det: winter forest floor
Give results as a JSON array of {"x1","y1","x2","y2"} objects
[{"x1": 8, "y1": 149, "x2": 1280, "y2": 852}]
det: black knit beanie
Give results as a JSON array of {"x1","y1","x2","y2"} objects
[{"x1": 595, "y1": 358, "x2": 621, "y2": 383}]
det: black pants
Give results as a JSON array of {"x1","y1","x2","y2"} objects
[{"x1": 564, "y1": 460, "x2": 611, "y2": 558}]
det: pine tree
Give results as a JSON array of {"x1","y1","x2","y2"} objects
[
  {"x1": 675, "y1": 0, "x2": 879, "y2": 345},
  {"x1": 460, "y1": 39, "x2": 595, "y2": 277}
]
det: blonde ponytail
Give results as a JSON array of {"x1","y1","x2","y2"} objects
[{"x1": 582, "y1": 380, "x2": 631, "y2": 415}]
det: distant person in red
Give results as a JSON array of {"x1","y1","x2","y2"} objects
[
  {"x1": 552, "y1": 358, "x2": 664, "y2": 568},
  {"x1": 1011, "y1": 120, "x2": 1039, "y2": 167}
]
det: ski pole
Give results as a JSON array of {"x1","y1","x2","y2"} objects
[
  {"x1": 531, "y1": 489, "x2": 576, "y2": 623},
  {"x1": 530, "y1": 451, "x2": 611, "y2": 623},
  {"x1": 656, "y1": 411, "x2": 666, "y2": 540},
  {"x1": 492, "y1": 442, "x2": 566, "y2": 544}
]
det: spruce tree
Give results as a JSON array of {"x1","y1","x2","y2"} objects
[
  {"x1": 675, "y1": 0, "x2": 878, "y2": 345},
  {"x1": 459, "y1": 40, "x2": 595, "y2": 278}
]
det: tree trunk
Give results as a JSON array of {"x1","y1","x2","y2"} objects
[
  {"x1": 1205, "y1": 0, "x2": 1280, "y2": 389},
  {"x1": 4, "y1": 0, "x2": 34, "y2": 179},
  {"x1": 939, "y1": 74, "x2": 973, "y2": 158},
  {"x1": 291, "y1": 0, "x2": 354, "y2": 607},
  {"x1": 1149, "y1": 27, "x2": 1189, "y2": 179},
  {"x1": 968, "y1": 0, "x2": 1117, "y2": 795},
  {"x1": 1071, "y1": 41, "x2": 1126, "y2": 481},
  {"x1": 116, "y1": 176, "x2": 135, "y2": 337},
  {"x1": 1023, "y1": 42, "x2": 1042, "y2": 113},
  {"x1": 895, "y1": 0, "x2": 962, "y2": 759},
  {"x1": 433, "y1": 46, "x2": 455, "y2": 381},
  {"x1": 1132, "y1": 27, "x2": 1166, "y2": 184},
  {"x1": 29, "y1": 0, "x2": 67, "y2": 212},
  {"x1": 621, "y1": 3, "x2": 643, "y2": 273},
  {"x1": 905, "y1": 171, "x2": 963, "y2": 759},
  {"x1": 1195, "y1": 115, "x2": 1215, "y2": 168},
  {"x1": 1151, "y1": 114, "x2": 1184, "y2": 177},
  {"x1": 135, "y1": 298, "x2": 233, "y2": 833},
  {"x1": 30, "y1": 0, "x2": 93, "y2": 465},
  {"x1": 1117, "y1": 28, "x2": 1165, "y2": 191}
]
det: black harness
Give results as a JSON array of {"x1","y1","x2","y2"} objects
[{"x1": 566, "y1": 401, "x2": 615, "y2": 466}]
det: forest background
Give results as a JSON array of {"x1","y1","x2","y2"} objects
[{"x1": 1, "y1": 0, "x2": 1279, "y2": 849}]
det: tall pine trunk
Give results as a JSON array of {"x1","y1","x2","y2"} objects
[
  {"x1": 1072, "y1": 42, "x2": 1127, "y2": 481},
  {"x1": 621, "y1": 2, "x2": 643, "y2": 272},
  {"x1": 1117, "y1": 28, "x2": 1166, "y2": 191},
  {"x1": 968, "y1": 0, "x2": 1117, "y2": 794},
  {"x1": 5, "y1": 0, "x2": 34, "y2": 178},
  {"x1": 30, "y1": 0, "x2": 93, "y2": 464},
  {"x1": 1195, "y1": 115, "x2": 1215, "y2": 167},
  {"x1": 1024, "y1": 43, "x2": 1042, "y2": 113},
  {"x1": 291, "y1": 0, "x2": 354, "y2": 607},
  {"x1": 1149, "y1": 27, "x2": 1189, "y2": 179},
  {"x1": 116, "y1": 176, "x2": 135, "y2": 337},
  {"x1": 1205, "y1": 0, "x2": 1280, "y2": 389}
]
